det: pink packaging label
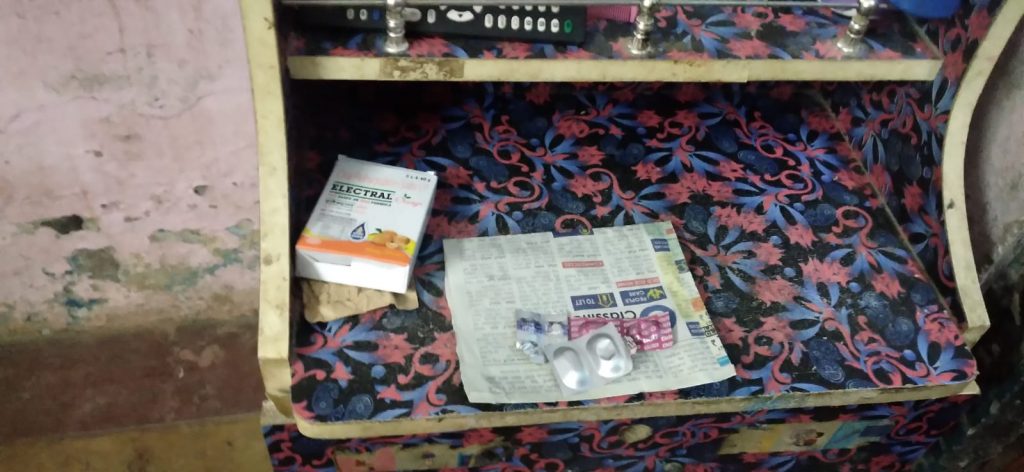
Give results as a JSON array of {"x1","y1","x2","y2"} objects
[{"x1": 569, "y1": 314, "x2": 674, "y2": 351}]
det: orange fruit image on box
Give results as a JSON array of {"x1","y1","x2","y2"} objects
[{"x1": 296, "y1": 229, "x2": 415, "y2": 266}]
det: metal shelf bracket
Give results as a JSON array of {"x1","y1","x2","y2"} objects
[
  {"x1": 383, "y1": 0, "x2": 410, "y2": 54},
  {"x1": 628, "y1": 0, "x2": 659, "y2": 57},
  {"x1": 836, "y1": 0, "x2": 878, "y2": 56}
]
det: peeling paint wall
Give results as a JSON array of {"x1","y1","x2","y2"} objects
[
  {"x1": 966, "y1": 25, "x2": 1024, "y2": 272},
  {"x1": 0, "y1": 0, "x2": 258, "y2": 338}
]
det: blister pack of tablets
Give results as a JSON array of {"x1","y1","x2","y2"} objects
[{"x1": 543, "y1": 324, "x2": 634, "y2": 395}]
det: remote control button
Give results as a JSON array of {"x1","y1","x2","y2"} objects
[
  {"x1": 497, "y1": 14, "x2": 506, "y2": 29},
  {"x1": 538, "y1": 18, "x2": 547, "y2": 31},
  {"x1": 346, "y1": 8, "x2": 355, "y2": 19},
  {"x1": 551, "y1": 18, "x2": 559, "y2": 33},
  {"x1": 524, "y1": 17, "x2": 533, "y2": 31},
  {"x1": 402, "y1": 8, "x2": 422, "y2": 22},
  {"x1": 524, "y1": 5, "x2": 533, "y2": 10},
  {"x1": 538, "y1": 5, "x2": 547, "y2": 12},
  {"x1": 551, "y1": 6, "x2": 560, "y2": 13},
  {"x1": 511, "y1": 5, "x2": 520, "y2": 10},
  {"x1": 447, "y1": 9, "x2": 474, "y2": 23},
  {"x1": 511, "y1": 15, "x2": 520, "y2": 30},
  {"x1": 484, "y1": 13, "x2": 493, "y2": 28},
  {"x1": 472, "y1": 6, "x2": 483, "y2": 13},
  {"x1": 427, "y1": 9, "x2": 436, "y2": 23},
  {"x1": 372, "y1": 9, "x2": 380, "y2": 21},
  {"x1": 564, "y1": 19, "x2": 573, "y2": 33},
  {"x1": 498, "y1": 5, "x2": 506, "y2": 9},
  {"x1": 359, "y1": 8, "x2": 368, "y2": 21}
]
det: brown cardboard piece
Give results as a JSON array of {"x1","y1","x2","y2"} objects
[{"x1": 301, "y1": 279, "x2": 419, "y2": 322}]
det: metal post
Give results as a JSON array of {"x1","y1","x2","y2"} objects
[
  {"x1": 383, "y1": 0, "x2": 409, "y2": 54},
  {"x1": 836, "y1": 0, "x2": 877, "y2": 56},
  {"x1": 628, "y1": 0, "x2": 658, "y2": 57}
]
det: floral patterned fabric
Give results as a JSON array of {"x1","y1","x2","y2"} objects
[
  {"x1": 288, "y1": 81, "x2": 976, "y2": 425},
  {"x1": 286, "y1": 6, "x2": 936, "y2": 61},
  {"x1": 828, "y1": 0, "x2": 1003, "y2": 315},
  {"x1": 265, "y1": 397, "x2": 970, "y2": 471}
]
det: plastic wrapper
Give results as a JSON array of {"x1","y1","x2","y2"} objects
[
  {"x1": 568, "y1": 313, "x2": 674, "y2": 352},
  {"x1": 515, "y1": 309, "x2": 569, "y2": 364}
]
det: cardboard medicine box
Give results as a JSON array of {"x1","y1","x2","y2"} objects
[{"x1": 295, "y1": 155, "x2": 437, "y2": 293}]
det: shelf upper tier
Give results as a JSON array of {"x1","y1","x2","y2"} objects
[
  {"x1": 284, "y1": 5, "x2": 941, "y2": 82},
  {"x1": 286, "y1": 81, "x2": 976, "y2": 438}
]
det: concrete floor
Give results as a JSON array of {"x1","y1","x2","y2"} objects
[{"x1": 0, "y1": 414, "x2": 270, "y2": 471}]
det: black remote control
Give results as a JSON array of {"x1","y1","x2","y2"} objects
[{"x1": 296, "y1": 5, "x2": 587, "y2": 44}]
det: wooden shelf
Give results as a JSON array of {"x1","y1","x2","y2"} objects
[
  {"x1": 282, "y1": 81, "x2": 977, "y2": 438},
  {"x1": 284, "y1": 6, "x2": 941, "y2": 82}
]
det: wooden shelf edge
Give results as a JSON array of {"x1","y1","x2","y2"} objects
[
  {"x1": 241, "y1": 0, "x2": 295, "y2": 419},
  {"x1": 287, "y1": 55, "x2": 942, "y2": 82},
  {"x1": 290, "y1": 381, "x2": 980, "y2": 439},
  {"x1": 262, "y1": 400, "x2": 295, "y2": 426},
  {"x1": 943, "y1": 1, "x2": 1024, "y2": 348}
]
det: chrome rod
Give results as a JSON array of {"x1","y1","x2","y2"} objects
[
  {"x1": 628, "y1": 0, "x2": 658, "y2": 56},
  {"x1": 836, "y1": 0, "x2": 877, "y2": 55},
  {"x1": 383, "y1": 0, "x2": 410, "y2": 53}
]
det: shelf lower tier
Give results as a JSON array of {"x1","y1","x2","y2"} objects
[
  {"x1": 282, "y1": 81, "x2": 976, "y2": 438},
  {"x1": 284, "y1": 5, "x2": 941, "y2": 82}
]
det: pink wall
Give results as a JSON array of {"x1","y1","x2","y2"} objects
[{"x1": 0, "y1": 0, "x2": 258, "y2": 337}]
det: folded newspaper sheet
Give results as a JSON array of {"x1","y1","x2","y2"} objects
[{"x1": 444, "y1": 222, "x2": 736, "y2": 403}]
